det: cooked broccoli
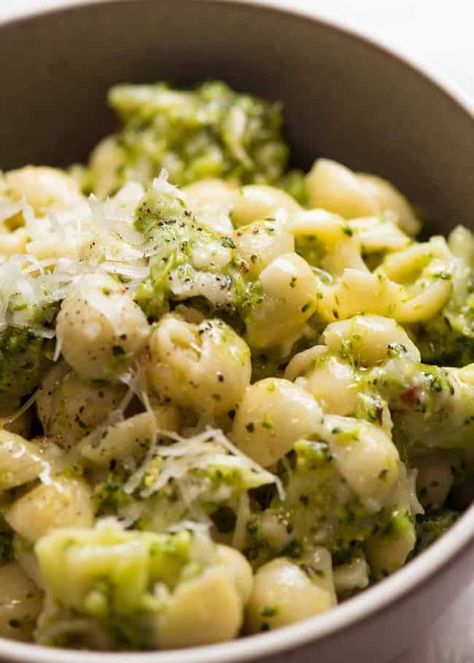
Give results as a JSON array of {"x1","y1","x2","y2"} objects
[
  {"x1": 88, "y1": 81, "x2": 288, "y2": 196},
  {"x1": 408, "y1": 226, "x2": 474, "y2": 367},
  {"x1": 133, "y1": 183, "x2": 260, "y2": 319},
  {"x1": 244, "y1": 440, "x2": 383, "y2": 566},
  {"x1": 365, "y1": 358, "x2": 474, "y2": 455},
  {"x1": 94, "y1": 428, "x2": 277, "y2": 535},
  {"x1": 35, "y1": 522, "x2": 247, "y2": 650},
  {"x1": 35, "y1": 523, "x2": 204, "y2": 649},
  {"x1": 410, "y1": 307, "x2": 474, "y2": 368},
  {"x1": 0, "y1": 327, "x2": 54, "y2": 405},
  {"x1": 0, "y1": 267, "x2": 58, "y2": 405}
]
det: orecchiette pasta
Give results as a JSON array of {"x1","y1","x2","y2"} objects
[
  {"x1": 5, "y1": 477, "x2": 94, "y2": 543},
  {"x1": 287, "y1": 349, "x2": 359, "y2": 416},
  {"x1": 88, "y1": 136, "x2": 127, "y2": 200},
  {"x1": 232, "y1": 378, "x2": 323, "y2": 466},
  {"x1": 216, "y1": 544, "x2": 254, "y2": 605},
  {"x1": 322, "y1": 415, "x2": 400, "y2": 507},
  {"x1": 156, "y1": 566, "x2": 244, "y2": 648},
  {"x1": 333, "y1": 553, "x2": 370, "y2": 595},
  {"x1": 245, "y1": 252, "x2": 317, "y2": 348},
  {"x1": 415, "y1": 452, "x2": 455, "y2": 510},
  {"x1": 36, "y1": 363, "x2": 126, "y2": 445},
  {"x1": 357, "y1": 173, "x2": 421, "y2": 236},
  {"x1": 245, "y1": 552, "x2": 336, "y2": 633},
  {"x1": 231, "y1": 184, "x2": 301, "y2": 227},
  {"x1": 284, "y1": 345, "x2": 328, "y2": 382},
  {"x1": 364, "y1": 511, "x2": 416, "y2": 579},
  {"x1": 322, "y1": 315, "x2": 421, "y2": 366},
  {"x1": 79, "y1": 404, "x2": 179, "y2": 467},
  {"x1": 377, "y1": 237, "x2": 454, "y2": 322},
  {"x1": 291, "y1": 208, "x2": 367, "y2": 276},
  {"x1": 303, "y1": 547, "x2": 337, "y2": 605},
  {"x1": 148, "y1": 315, "x2": 251, "y2": 417},
  {"x1": 0, "y1": 431, "x2": 57, "y2": 491},
  {"x1": 318, "y1": 268, "x2": 400, "y2": 322},
  {"x1": 234, "y1": 217, "x2": 294, "y2": 278},
  {"x1": 13, "y1": 537, "x2": 44, "y2": 589},
  {"x1": 56, "y1": 273, "x2": 150, "y2": 380},
  {"x1": 4, "y1": 166, "x2": 84, "y2": 217},
  {"x1": 0, "y1": 563, "x2": 43, "y2": 641},
  {"x1": 183, "y1": 179, "x2": 237, "y2": 234},
  {"x1": 306, "y1": 159, "x2": 379, "y2": 219},
  {"x1": 306, "y1": 159, "x2": 421, "y2": 236},
  {"x1": 348, "y1": 216, "x2": 411, "y2": 253},
  {"x1": 184, "y1": 179, "x2": 238, "y2": 212}
]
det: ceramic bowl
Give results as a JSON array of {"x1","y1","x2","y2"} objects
[{"x1": 0, "y1": 2, "x2": 472, "y2": 662}]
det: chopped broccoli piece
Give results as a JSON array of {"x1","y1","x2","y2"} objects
[
  {"x1": 35, "y1": 522, "x2": 248, "y2": 650},
  {"x1": 133, "y1": 183, "x2": 260, "y2": 319},
  {"x1": 94, "y1": 428, "x2": 277, "y2": 536},
  {"x1": 0, "y1": 327, "x2": 54, "y2": 405},
  {"x1": 244, "y1": 440, "x2": 382, "y2": 565},
  {"x1": 89, "y1": 81, "x2": 288, "y2": 196},
  {"x1": 35, "y1": 523, "x2": 214, "y2": 649},
  {"x1": 410, "y1": 309, "x2": 474, "y2": 367},
  {"x1": 365, "y1": 358, "x2": 474, "y2": 455},
  {"x1": 93, "y1": 468, "x2": 133, "y2": 516}
]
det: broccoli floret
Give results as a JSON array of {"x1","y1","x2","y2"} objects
[
  {"x1": 0, "y1": 327, "x2": 54, "y2": 405},
  {"x1": 133, "y1": 183, "x2": 260, "y2": 319},
  {"x1": 93, "y1": 467, "x2": 133, "y2": 516},
  {"x1": 0, "y1": 270, "x2": 58, "y2": 405},
  {"x1": 88, "y1": 81, "x2": 289, "y2": 196},
  {"x1": 410, "y1": 309, "x2": 474, "y2": 367}
]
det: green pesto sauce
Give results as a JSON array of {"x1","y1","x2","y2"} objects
[
  {"x1": 244, "y1": 440, "x2": 384, "y2": 566},
  {"x1": 0, "y1": 327, "x2": 54, "y2": 405},
  {"x1": 133, "y1": 186, "x2": 262, "y2": 319}
]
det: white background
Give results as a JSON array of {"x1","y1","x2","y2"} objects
[{"x1": 0, "y1": 1, "x2": 473, "y2": 661}]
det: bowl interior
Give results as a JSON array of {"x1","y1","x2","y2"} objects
[{"x1": 0, "y1": 0, "x2": 473, "y2": 231}]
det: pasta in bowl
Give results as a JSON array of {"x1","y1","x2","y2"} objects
[{"x1": 0, "y1": 80, "x2": 472, "y2": 652}]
